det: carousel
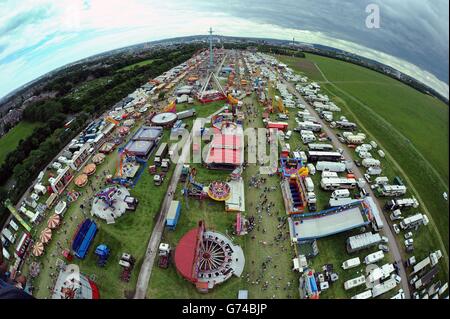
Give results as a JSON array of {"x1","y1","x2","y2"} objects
[
  {"x1": 92, "y1": 153, "x2": 105, "y2": 164},
  {"x1": 83, "y1": 163, "x2": 96, "y2": 176},
  {"x1": 74, "y1": 174, "x2": 88, "y2": 187},
  {"x1": 207, "y1": 181, "x2": 232, "y2": 201},
  {"x1": 39, "y1": 228, "x2": 52, "y2": 244}
]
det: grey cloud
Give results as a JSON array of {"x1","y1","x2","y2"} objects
[{"x1": 191, "y1": 0, "x2": 449, "y2": 83}]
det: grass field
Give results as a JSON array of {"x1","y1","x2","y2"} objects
[
  {"x1": 0, "y1": 121, "x2": 42, "y2": 165},
  {"x1": 117, "y1": 59, "x2": 158, "y2": 72},
  {"x1": 69, "y1": 77, "x2": 113, "y2": 100},
  {"x1": 277, "y1": 53, "x2": 449, "y2": 284},
  {"x1": 147, "y1": 95, "x2": 300, "y2": 299}
]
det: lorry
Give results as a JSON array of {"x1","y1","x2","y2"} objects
[
  {"x1": 384, "y1": 197, "x2": 419, "y2": 211},
  {"x1": 154, "y1": 143, "x2": 168, "y2": 166},
  {"x1": 342, "y1": 257, "x2": 361, "y2": 270}
]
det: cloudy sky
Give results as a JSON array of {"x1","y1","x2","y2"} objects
[{"x1": 0, "y1": 0, "x2": 448, "y2": 99}]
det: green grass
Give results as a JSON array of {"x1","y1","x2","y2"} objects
[
  {"x1": 0, "y1": 121, "x2": 42, "y2": 165},
  {"x1": 278, "y1": 53, "x2": 449, "y2": 273},
  {"x1": 147, "y1": 94, "x2": 300, "y2": 299},
  {"x1": 69, "y1": 77, "x2": 113, "y2": 100},
  {"x1": 116, "y1": 59, "x2": 158, "y2": 72}
]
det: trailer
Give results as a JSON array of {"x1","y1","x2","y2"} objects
[
  {"x1": 308, "y1": 143, "x2": 334, "y2": 151},
  {"x1": 384, "y1": 197, "x2": 419, "y2": 211},
  {"x1": 372, "y1": 278, "x2": 397, "y2": 297},
  {"x1": 342, "y1": 257, "x2": 361, "y2": 270},
  {"x1": 351, "y1": 290, "x2": 372, "y2": 299},
  {"x1": 344, "y1": 275, "x2": 366, "y2": 290},
  {"x1": 154, "y1": 143, "x2": 168, "y2": 166},
  {"x1": 336, "y1": 121, "x2": 357, "y2": 130},
  {"x1": 329, "y1": 197, "x2": 358, "y2": 207},
  {"x1": 307, "y1": 151, "x2": 342, "y2": 163},
  {"x1": 367, "y1": 167, "x2": 382, "y2": 175},
  {"x1": 377, "y1": 184, "x2": 407, "y2": 197},
  {"x1": 347, "y1": 232, "x2": 382, "y2": 253},
  {"x1": 362, "y1": 158, "x2": 381, "y2": 168},
  {"x1": 298, "y1": 121, "x2": 321, "y2": 132},
  {"x1": 375, "y1": 176, "x2": 389, "y2": 185},
  {"x1": 364, "y1": 250, "x2": 385, "y2": 264},
  {"x1": 321, "y1": 171, "x2": 339, "y2": 178},
  {"x1": 400, "y1": 213, "x2": 429, "y2": 230},
  {"x1": 304, "y1": 177, "x2": 314, "y2": 192},
  {"x1": 320, "y1": 177, "x2": 357, "y2": 191},
  {"x1": 176, "y1": 108, "x2": 196, "y2": 120},
  {"x1": 166, "y1": 201, "x2": 181, "y2": 230}
]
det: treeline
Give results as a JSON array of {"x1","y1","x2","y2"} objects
[
  {"x1": 0, "y1": 43, "x2": 200, "y2": 225},
  {"x1": 257, "y1": 45, "x2": 306, "y2": 58}
]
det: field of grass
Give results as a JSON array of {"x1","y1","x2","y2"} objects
[
  {"x1": 69, "y1": 77, "x2": 113, "y2": 100},
  {"x1": 0, "y1": 121, "x2": 42, "y2": 165},
  {"x1": 147, "y1": 95, "x2": 300, "y2": 299},
  {"x1": 117, "y1": 59, "x2": 158, "y2": 72},
  {"x1": 278, "y1": 53, "x2": 449, "y2": 258}
]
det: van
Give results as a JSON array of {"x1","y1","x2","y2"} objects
[
  {"x1": 332, "y1": 189, "x2": 350, "y2": 199},
  {"x1": 285, "y1": 130, "x2": 292, "y2": 140},
  {"x1": 342, "y1": 257, "x2": 361, "y2": 270}
]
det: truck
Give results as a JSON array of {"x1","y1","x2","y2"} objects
[
  {"x1": 377, "y1": 184, "x2": 407, "y2": 197},
  {"x1": 161, "y1": 159, "x2": 171, "y2": 172},
  {"x1": 389, "y1": 209, "x2": 403, "y2": 221},
  {"x1": 384, "y1": 197, "x2": 419, "y2": 211},
  {"x1": 400, "y1": 213, "x2": 429, "y2": 230},
  {"x1": 154, "y1": 143, "x2": 168, "y2": 166},
  {"x1": 342, "y1": 257, "x2": 361, "y2": 270},
  {"x1": 364, "y1": 250, "x2": 385, "y2": 264}
]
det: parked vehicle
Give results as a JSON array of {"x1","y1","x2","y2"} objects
[
  {"x1": 405, "y1": 239, "x2": 414, "y2": 246},
  {"x1": 379, "y1": 244, "x2": 390, "y2": 253},
  {"x1": 404, "y1": 232, "x2": 413, "y2": 239}
]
